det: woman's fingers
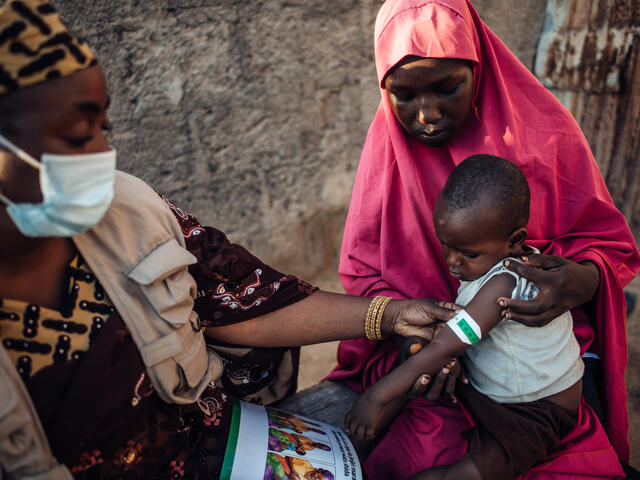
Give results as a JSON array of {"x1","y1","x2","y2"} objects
[
  {"x1": 425, "y1": 301, "x2": 458, "y2": 322},
  {"x1": 435, "y1": 300, "x2": 461, "y2": 313},
  {"x1": 501, "y1": 254, "x2": 598, "y2": 329},
  {"x1": 407, "y1": 374, "x2": 431, "y2": 400},
  {"x1": 498, "y1": 295, "x2": 559, "y2": 327},
  {"x1": 459, "y1": 366, "x2": 468, "y2": 384},
  {"x1": 520, "y1": 253, "x2": 565, "y2": 269},
  {"x1": 504, "y1": 259, "x2": 552, "y2": 284},
  {"x1": 424, "y1": 367, "x2": 449, "y2": 401},
  {"x1": 443, "y1": 361, "x2": 458, "y2": 403},
  {"x1": 397, "y1": 335, "x2": 424, "y2": 363},
  {"x1": 409, "y1": 360, "x2": 464, "y2": 402},
  {"x1": 366, "y1": 425, "x2": 376, "y2": 440},
  {"x1": 394, "y1": 298, "x2": 462, "y2": 339},
  {"x1": 499, "y1": 309, "x2": 554, "y2": 327},
  {"x1": 497, "y1": 296, "x2": 545, "y2": 315},
  {"x1": 404, "y1": 336, "x2": 426, "y2": 354}
]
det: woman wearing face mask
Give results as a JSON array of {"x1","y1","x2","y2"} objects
[
  {"x1": 323, "y1": 0, "x2": 640, "y2": 478},
  {"x1": 0, "y1": 2, "x2": 455, "y2": 478}
]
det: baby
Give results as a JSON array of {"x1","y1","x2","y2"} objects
[{"x1": 346, "y1": 154, "x2": 584, "y2": 480}]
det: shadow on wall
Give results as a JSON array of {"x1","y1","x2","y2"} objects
[{"x1": 239, "y1": 205, "x2": 350, "y2": 284}]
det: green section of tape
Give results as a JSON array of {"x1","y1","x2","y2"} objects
[
  {"x1": 457, "y1": 318, "x2": 480, "y2": 345},
  {"x1": 220, "y1": 400, "x2": 242, "y2": 480}
]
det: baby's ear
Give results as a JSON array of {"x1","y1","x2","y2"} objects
[{"x1": 508, "y1": 227, "x2": 527, "y2": 254}]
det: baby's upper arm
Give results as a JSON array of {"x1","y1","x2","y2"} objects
[
  {"x1": 464, "y1": 273, "x2": 516, "y2": 336},
  {"x1": 362, "y1": 274, "x2": 517, "y2": 405}
]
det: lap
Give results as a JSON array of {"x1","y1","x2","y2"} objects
[
  {"x1": 364, "y1": 397, "x2": 470, "y2": 480},
  {"x1": 279, "y1": 383, "x2": 483, "y2": 478},
  {"x1": 457, "y1": 383, "x2": 577, "y2": 480},
  {"x1": 365, "y1": 396, "x2": 623, "y2": 480},
  {"x1": 277, "y1": 381, "x2": 623, "y2": 480}
]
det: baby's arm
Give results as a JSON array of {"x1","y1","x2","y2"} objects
[{"x1": 346, "y1": 273, "x2": 516, "y2": 440}]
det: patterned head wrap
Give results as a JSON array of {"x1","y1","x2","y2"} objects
[{"x1": 0, "y1": 0, "x2": 96, "y2": 96}]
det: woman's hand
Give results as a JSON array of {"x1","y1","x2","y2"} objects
[
  {"x1": 385, "y1": 301, "x2": 465, "y2": 403},
  {"x1": 498, "y1": 254, "x2": 600, "y2": 327},
  {"x1": 382, "y1": 298, "x2": 459, "y2": 340},
  {"x1": 406, "y1": 358, "x2": 467, "y2": 403},
  {"x1": 396, "y1": 334, "x2": 467, "y2": 403}
]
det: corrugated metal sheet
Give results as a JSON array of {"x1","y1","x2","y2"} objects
[
  {"x1": 535, "y1": 0, "x2": 640, "y2": 239},
  {"x1": 536, "y1": 0, "x2": 638, "y2": 93}
]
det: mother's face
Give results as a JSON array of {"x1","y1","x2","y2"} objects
[{"x1": 384, "y1": 57, "x2": 474, "y2": 147}]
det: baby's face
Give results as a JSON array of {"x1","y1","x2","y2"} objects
[{"x1": 434, "y1": 202, "x2": 512, "y2": 282}]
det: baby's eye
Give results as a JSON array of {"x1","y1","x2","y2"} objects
[{"x1": 462, "y1": 252, "x2": 478, "y2": 259}]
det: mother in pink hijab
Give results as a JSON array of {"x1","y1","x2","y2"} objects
[{"x1": 328, "y1": 0, "x2": 640, "y2": 478}]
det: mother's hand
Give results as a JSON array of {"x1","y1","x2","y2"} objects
[
  {"x1": 382, "y1": 298, "x2": 459, "y2": 340},
  {"x1": 407, "y1": 358, "x2": 467, "y2": 403},
  {"x1": 396, "y1": 330, "x2": 467, "y2": 404},
  {"x1": 383, "y1": 299, "x2": 463, "y2": 402},
  {"x1": 498, "y1": 253, "x2": 600, "y2": 327}
]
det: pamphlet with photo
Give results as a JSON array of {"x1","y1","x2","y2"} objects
[{"x1": 221, "y1": 401, "x2": 362, "y2": 480}]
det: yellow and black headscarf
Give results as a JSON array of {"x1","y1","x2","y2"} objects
[{"x1": 0, "y1": 0, "x2": 96, "y2": 96}]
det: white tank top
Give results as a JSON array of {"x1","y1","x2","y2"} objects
[{"x1": 457, "y1": 256, "x2": 584, "y2": 403}]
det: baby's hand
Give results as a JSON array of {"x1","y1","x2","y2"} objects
[{"x1": 345, "y1": 392, "x2": 385, "y2": 441}]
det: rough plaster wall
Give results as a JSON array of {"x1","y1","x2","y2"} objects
[
  {"x1": 55, "y1": 0, "x2": 381, "y2": 282},
  {"x1": 472, "y1": 0, "x2": 546, "y2": 68}
]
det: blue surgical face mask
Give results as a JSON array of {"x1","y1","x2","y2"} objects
[{"x1": 0, "y1": 134, "x2": 116, "y2": 237}]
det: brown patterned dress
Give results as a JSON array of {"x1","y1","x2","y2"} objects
[{"x1": 0, "y1": 199, "x2": 316, "y2": 479}]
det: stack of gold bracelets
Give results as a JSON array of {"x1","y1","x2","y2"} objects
[{"x1": 364, "y1": 296, "x2": 393, "y2": 341}]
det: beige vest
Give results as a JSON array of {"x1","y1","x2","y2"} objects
[
  {"x1": 0, "y1": 171, "x2": 223, "y2": 478},
  {"x1": 74, "y1": 171, "x2": 224, "y2": 404}
]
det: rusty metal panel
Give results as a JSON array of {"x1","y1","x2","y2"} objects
[
  {"x1": 535, "y1": 0, "x2": 640, "y2": 240},
  {"x1": 535, "y1": 0, "x2": 639, "y2": 93}
]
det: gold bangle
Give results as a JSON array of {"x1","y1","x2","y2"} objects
[
  {"x1": 369, "y1": 299, "x2": 382, "y2": 339},
  {"x1": 364, "y1": 296, "x2": 393, "y2": 340},
  {"x1": 364, "y1": 297, "x2": 380, "y2": 340},
  {"x1": 375, "y1": 296, "x2": 393, "y2": 340}
]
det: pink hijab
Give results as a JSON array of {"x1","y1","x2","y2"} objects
[{"x1": 332, "y1": 0, "x2": 640, "y2": 465}]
